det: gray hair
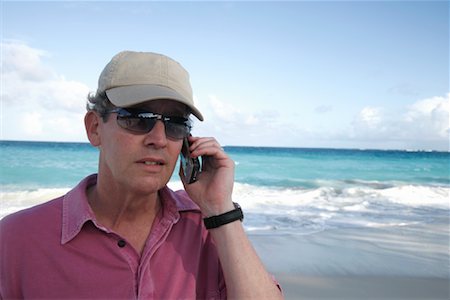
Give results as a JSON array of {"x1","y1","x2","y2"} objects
[
  {"x1": 86, "y1": 91, "x2": 116, "y2": 122},
  {"x1": 86, "y1": 92, "x2": 194, "y2": 124}
]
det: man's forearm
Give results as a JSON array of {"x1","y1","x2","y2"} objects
[{"x1": 209, "y1": 220, "x2": 283, "y2": 299}]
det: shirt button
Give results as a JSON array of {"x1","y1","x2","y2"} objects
[{"x1": 117, "y1": 239, "x2": 126, "y2": 248}]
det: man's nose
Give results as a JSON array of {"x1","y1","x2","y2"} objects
[{"x1": 144, "y1": 120, "x2": 167, "y2": 147}]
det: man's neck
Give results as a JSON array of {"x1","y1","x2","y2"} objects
[{"x1": 86, "y1": 183, "x2": 162, "y2": 255}]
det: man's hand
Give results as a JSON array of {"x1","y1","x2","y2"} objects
[
  {"x1": 179, "y1": 136, "x2": 283, "y2": 299},
  {"x1": 180, "y1": 136, "x2": 235, "y2": 217}
]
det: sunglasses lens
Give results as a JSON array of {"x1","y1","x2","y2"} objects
[
  {"x1": 115, "y1": 110, "x2": 190, "y2": 139},
  {"x1": 117, "y1": 117, "x2": 157, "y2": 133},
  {"x1": 165, "y1": 122, "x2": 190, "y2": 139}
]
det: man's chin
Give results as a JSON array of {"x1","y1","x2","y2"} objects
[{"x1": 132, "y1": 177, "x2": 169, "y2": 194}]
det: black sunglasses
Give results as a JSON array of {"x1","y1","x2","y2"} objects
[{"x1": 106, "y1": 108, "x2": 191, "y2": 140}]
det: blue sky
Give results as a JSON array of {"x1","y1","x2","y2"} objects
[{"x1": 1, "y1": 1, "x2": 449, "y2": 150}]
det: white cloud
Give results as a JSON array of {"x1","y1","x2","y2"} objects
[
  {"x1": 404, "y1": 95, "x2": 449, "y2": 138},
  {"x1": 209, "y1": 95, "x2": 241, "y2": 122},
  {"x1": 193, "y1": 95, "x2": 284, "y2": 146},
  {"x1": 356, "y1": 107, "x2": 382, "y2": 129},
  {"x1": 245, "y1": 115, "x2": 259, "y2": 126},
  {"x1": 2, "y1": 41, "x2": 55, "y2": 82},
  {"x1": 194, "y1": 93, "x2": 449, "y2": 150},
  {"x1": 21, "y1": 112, "x2": 44, "y2": 136},
  {"x1": 1, "y1": 41, "x2": 90, "y2": 142},
  {"x1": 347, "y1": 94, "x2": 449, "y2": 150}
]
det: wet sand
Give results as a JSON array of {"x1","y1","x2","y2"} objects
[
  {"x1": 276, "y1": 274, "x2": 449, "y2": 300},
  {"x1": 249, "y1": 225, "x2": 449, "y2": 299}
]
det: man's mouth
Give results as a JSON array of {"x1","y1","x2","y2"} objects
[{"x1": 143, "y1": 161, "x2": 163, "y2": 166}]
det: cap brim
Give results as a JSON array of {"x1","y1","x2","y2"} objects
[{"x1": 106, "y1": 85, "x2": 204, "y2": 121}]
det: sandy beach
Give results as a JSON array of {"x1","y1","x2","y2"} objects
[
  {"x1": 274, "y1": 274, "x2": 449, "y2": 300},
  {"x1": 249, "y1": 225, "x2": 449, "y2": 300}
]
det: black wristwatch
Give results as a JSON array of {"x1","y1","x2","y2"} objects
[{"x1": 203, "y1": 202, "x2": 244, "y2": 229}]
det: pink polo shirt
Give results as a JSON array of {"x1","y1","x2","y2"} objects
[{"x1": 0, "y1": 174, "x2": 226, "y2": 299}]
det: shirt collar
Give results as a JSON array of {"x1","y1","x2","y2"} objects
[
  {"x1": 61, "y1": 174, "x2": 201, "y2": 245},
  {"x1": 61, "y1": 174, "x2": 98, "y2": 244}
]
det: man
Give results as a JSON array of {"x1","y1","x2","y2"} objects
[{"x1": 0, "y1": 51, "x2": 282, "y2": 299}]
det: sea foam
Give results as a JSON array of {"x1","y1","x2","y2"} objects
[
  {"x1": 2, "y1": 182, "x2": 448, "y2": 235},
  {"x1": 0, "y1": 188, "x2": 69, "y2": 219}
]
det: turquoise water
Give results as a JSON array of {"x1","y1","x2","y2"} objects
[
  {"x1": 1, "y1": 141, "x2": 448, "y2": 191},
  {"x1": 1, "y1": 140, "x2": 449, "y2": 234},
  {"x1": 226, "y1": 146, "x2": 449, "y2": 188},
  {"x1": 0, "y1": 141, "x2": 98, "y2": 191}
]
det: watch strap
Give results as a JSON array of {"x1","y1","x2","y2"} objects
[{"x1": 203, "y1": 202, "x2": 244, "y2": 229}]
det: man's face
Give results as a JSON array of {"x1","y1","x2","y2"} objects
[{"x1": 96, "y1": 99, "x2": 188, "y2": 195}]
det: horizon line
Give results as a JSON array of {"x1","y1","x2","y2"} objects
[{"x1": 1, "y1": 139, "x2": 448, "y2": 153}]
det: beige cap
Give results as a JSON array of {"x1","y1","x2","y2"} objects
[{"x1": 97, "y1": 51, "x2": 204, "y2": 121}]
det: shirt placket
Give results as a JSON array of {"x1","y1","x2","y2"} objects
[{"x1": 136, "y1": 212, "x2": 178, "y2": 299}]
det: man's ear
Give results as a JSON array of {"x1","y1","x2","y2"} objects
[{"x1": 84, "y1": 111, "x2": 101, "y2": 147}]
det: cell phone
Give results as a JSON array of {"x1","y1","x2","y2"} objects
[{"x1": 180, "y1": 138, "x2": 201, "y2": 184}]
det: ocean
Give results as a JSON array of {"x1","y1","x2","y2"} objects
[
  {"x1": 1, "y1": 141, "x2": 448, "y2": 229},
  {"x1": 1, "y1": 140, "x2": 449, "y2": 277}
]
